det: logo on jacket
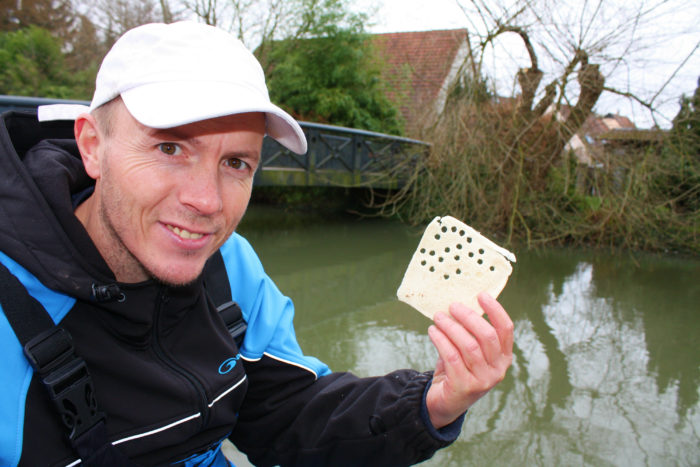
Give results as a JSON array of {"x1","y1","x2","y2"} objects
[{"x1": 218, "y1": 354, "x2": 242, "y2": 374}]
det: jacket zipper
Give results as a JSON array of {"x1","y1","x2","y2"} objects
[{"x1": 152, "y1": 287, "x2": 211, "y2": 428}]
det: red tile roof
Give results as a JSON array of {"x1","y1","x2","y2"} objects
[
  {"x1": 372, "y1": 29, "x2": 469, "y2": 135},
  {"x1": 584, "y1": 113, "x2": 636, "y2": 135},
  {"x1": 555, "y1": 106, "x2": 636, "y2": 135}
]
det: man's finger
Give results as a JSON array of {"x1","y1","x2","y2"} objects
[
  {"x1": 428, "y1": 321, "x2": 472, "y2": 382},
  {"x1": 432, "y1": 311, "x2": 485, "y2": 373},
  {"x1": 448, "y1": 302, "x2": 505, "y2": 366},
  {"x1": 477, "y1": 293, "x2": 514, "y2": 356}
]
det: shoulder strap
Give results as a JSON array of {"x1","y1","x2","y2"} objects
[
  {"x1": 0, "y1": 263, "x2": 55, "y2": 342},
  {"x1": 203, "y1": 249, "x2": 247, "y2": 346},
  {"x1": 0, "y1": 261, "x2": 136, "y2": 466}
]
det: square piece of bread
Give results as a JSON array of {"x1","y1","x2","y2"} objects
[{"x1": 397, "y1": 216, "x2": 516, "y2": 318}]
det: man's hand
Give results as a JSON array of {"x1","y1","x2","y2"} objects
[{"x1": 426, "y1": 292, "x2": 514, "y2": 429}]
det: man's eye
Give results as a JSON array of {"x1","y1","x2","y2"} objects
[
  {"x1": 224, "y1": 158, "x2": 248, "y2": 170},
  {"x1": 158, "y1": 143, "x2": 181, "y2": 155}
]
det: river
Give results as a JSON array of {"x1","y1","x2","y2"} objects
[{"x1": 230, "y1": 206, "x2": 700, "y2": 466}]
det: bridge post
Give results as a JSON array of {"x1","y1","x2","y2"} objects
[{"x1": 306, "y1": 127, "x2": 318, "y2": 186}]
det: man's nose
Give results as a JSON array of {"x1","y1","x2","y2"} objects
[{"x1": 179, "y1": 164, "x2": 223, "y2": 215}]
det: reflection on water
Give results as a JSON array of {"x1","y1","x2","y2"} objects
[
  {"x1": 491, "y1": 261, "x2": 699, "y2": 467},
  {"x1": 238, "y1": 207, "x2": 700, "y2": 466}
]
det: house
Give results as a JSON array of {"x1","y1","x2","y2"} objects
[
  {"x1": 559, "y1": 111, "x2": 668, "y2": 195},
  {"x1": 371, "y1": 29, "x2": 649, "y2": 168},
  {"x1": 562, "y1": 111, "x2": 668, "y2": 169},
  {"x1": 564, "y1": 113, "x2": 638, "y2": 166},
  {"x1": 372, "y1": 29, "x2": 469, "y2": 137},
  {"x1": 595, "y1": 125, "x2": 666, "y2": 157}
]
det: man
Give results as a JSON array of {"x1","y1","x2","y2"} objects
[{"x1": 0, "y1": 21, "x2": 512, "y2": 466}]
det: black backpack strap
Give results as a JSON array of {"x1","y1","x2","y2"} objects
[
  {"x1": 203, "y1": 248, "x2": 233, "y2": 305},
  {"x1": 0, "y1": 261, "x2": 136, "y2": 466},
  {"x1": 203, "y1": 250, "x2": 247, "y2": 346}
]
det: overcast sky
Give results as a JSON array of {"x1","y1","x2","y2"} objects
[{"x1": 353, "y1": 0, "x2": 700, "y2": 129}]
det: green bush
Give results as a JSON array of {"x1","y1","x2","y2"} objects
[
  {"x1": 264, "y1": 29, "x2": 403, "y2": 135},
  {"x1": 0, "y1": 26, "x2": 91, "y2": 99}
]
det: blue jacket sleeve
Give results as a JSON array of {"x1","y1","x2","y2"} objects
[{"x1": 218, "y1": 233, "x2": 330, "y2": 377}]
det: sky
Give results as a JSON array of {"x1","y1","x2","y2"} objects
[{"x1": 352, "y1": 0, "x2": 700, "y2": 129}]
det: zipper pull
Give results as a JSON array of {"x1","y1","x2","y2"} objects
[
  {"x1": 160, "y1": 287, "x2": 170, "y2": 304},
  {"x1": 91, "y1": 283, "x2": 125, "y2": 302}
]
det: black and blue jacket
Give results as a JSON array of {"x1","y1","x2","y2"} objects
[{"x1": 0, "y1": 110, "x2": 462, "y2": 466}]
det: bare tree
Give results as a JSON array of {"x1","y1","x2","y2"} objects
[
  {"x1": 159, "y1": 0, "x2": 177, "y2": 23},
  {"x1": 80, "y1": 0, "x2": 183, "y2": 47},
  {"x1": 181, "y1": 0, "x2": 220, "y2": 26},
  {"x1": 1, "y1": 0, "x2": 79, "y2": 44},
  {"x1": 379, "y1": 0, "x2": 700, "y2": 252},
  {"x1": 431, "y1": 0, "x2": 700, "y2": 187},
  {"x1": 453, "y1": 0, "x2": 699, "y2": 128},
  {"x1": 180, "y1": 0, "x2": 363, "y2": 54}
]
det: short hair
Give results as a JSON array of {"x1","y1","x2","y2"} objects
[{"x1": 90, "y1": 97, "x2": 121, "y2": 137}]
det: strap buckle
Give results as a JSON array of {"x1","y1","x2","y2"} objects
[
  {"x1": 24, "y1": 328, "x2": 105, "y2": 440},
  {"x1": 217, "y1": 301, "x2": 247, "y2": 346}
]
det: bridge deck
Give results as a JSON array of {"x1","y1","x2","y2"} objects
[{"x1": 1, "y1": 95, "x2": 429, "y2": 188}]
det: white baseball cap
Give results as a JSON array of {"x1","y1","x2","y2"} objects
[{"x1": 89, "y1": 21, "x2": 307, "y2": 154}]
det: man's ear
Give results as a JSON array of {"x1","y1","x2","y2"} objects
[{"x1": 74, "y1": 114, "x2": 102, "y2": 180}]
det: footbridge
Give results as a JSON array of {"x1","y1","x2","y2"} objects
[{"x1": 1, "y1": 95, "x2": 428, "y2": 189}]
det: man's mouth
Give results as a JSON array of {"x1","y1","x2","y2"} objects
[{"x1": 167, "y1": 224, "x2": 204, "y2": 240}]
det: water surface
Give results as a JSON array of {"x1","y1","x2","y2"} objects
[{"x1": 236, "y1": 207, "x2": 700, "y2": 466}]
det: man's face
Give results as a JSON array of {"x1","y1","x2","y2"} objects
[{"x1": 76, "y1": 101, "x2": 264, "y2": 285}]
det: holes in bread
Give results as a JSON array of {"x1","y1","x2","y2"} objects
[{"x1": 416, "y1": 222, "x2": 504, "y2": 283}]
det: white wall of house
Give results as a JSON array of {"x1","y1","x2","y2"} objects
[{"x1": 435, "y1": 41, "x2": 471, "y2": 115}]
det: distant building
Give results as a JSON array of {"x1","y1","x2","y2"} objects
[
  {"x1": 371, "y1": 29, "x2": 658, "y2": 167},
  {"x1": 564, "y1": 112, "x2": 637, "y2": 166},
  {"x1": 372, "y1": 29, "x2": 469, "y2": 137}
]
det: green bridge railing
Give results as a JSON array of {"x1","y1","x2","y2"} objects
[{"x1": 1, "y1": 95, "x2": 428, "y2": 189}]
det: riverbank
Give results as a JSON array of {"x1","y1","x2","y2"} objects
[
  {"x1": 368, "y1": 94, "x2": 700, "y2": 258},
  {"x1": 248, "y1": 183, "x2": 700, "y2": 259}
]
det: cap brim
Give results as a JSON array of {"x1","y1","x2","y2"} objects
[{"x1": 120, "y1": 81, "x2": 307, "y2": 154}]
